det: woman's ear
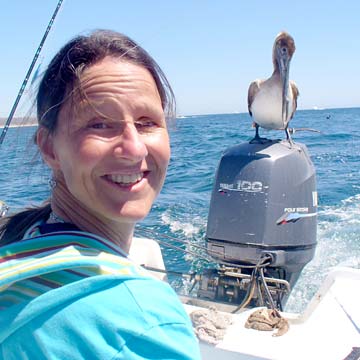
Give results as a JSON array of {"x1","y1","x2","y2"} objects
[{"x1": 36, "y1": 127, "x2": 61, "y2": 170}]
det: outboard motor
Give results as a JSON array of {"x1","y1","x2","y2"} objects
[{"x1": 201, "y1": 139, "x2": 317, "y2": 309}]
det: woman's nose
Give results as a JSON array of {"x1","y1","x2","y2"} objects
[{"x1": 113, "y1": 123, "x2": 148, "y2": 161}]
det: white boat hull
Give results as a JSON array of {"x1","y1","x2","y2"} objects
[
  {"x1": 183, "y1": 267, "x2": 360, "y2": 360},
  {"x1": 129, "y1": 237, "x2": 360, "y2": 359}
]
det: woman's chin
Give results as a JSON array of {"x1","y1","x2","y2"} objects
[{"x1": 103, "y1": 205, "x2": 151, "y2": 224}]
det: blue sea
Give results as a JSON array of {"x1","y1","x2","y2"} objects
[{"x1": 1, "y1": 107, "x2": 359, "y2": 313}]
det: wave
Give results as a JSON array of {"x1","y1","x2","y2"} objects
[
  {"x1": 286, "y1": 194, "x2": 360, "y2": 313},
  {"x1": 161, "y1": 210, "x2": 204, "y2": 238}
]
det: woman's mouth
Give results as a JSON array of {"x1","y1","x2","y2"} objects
[{"x1": 104, "y1": 172, "x2": 146, "y2": 187}]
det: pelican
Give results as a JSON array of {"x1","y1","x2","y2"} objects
[{"x1": 248, "y1": 32, "x2": 299, "y2": 144}]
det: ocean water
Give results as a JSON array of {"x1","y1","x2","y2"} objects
[{"x1": 1, "y1": 107, "x2": 359, "y2": 313}]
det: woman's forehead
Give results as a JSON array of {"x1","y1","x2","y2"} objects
[
  {"x1": 58, "y1": 58, "x2": 163, "y2": 123},
  {"x1": 72, "y1": 58, "x2": 160, "y2": 104},
  {"x1": 80, "y1": 57, "x2": 156, "y2": 89}
]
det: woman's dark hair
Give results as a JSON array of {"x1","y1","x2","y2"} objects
[
  {"x1": 37, "y1": 29, "x2": 175, "y2": 134},
  {"x1": 0, "y1": 29, "x2": 175, "y2": 245}
]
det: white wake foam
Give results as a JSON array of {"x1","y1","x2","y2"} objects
[{"x1": 286, "y1": 194, "x2": 360, "y2": 313}]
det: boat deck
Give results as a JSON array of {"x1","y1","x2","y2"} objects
[{"x1": 183, "y1": 267, "x2": 360, "y2": 360}]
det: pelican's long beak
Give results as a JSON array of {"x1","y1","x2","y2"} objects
[{"x1": 277, "y1": 47, "x2": 291, "y2": 125}]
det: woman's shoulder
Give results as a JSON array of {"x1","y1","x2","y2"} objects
[
  {"x1": 76, "y1": 274, "x2": 190, "y2": 327},
  {"x1": 64, "y1": 275, "x2": 200, "y2": 359},
  {"x1": 4, "y1": 274, "x2": 199, "y2": 359}
]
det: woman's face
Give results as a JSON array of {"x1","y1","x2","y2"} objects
[{"x1": 45, "y1": 57, "x2": 170, "y2": 223}]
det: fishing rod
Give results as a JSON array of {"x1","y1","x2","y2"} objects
[{"x1": 0, "y1": 0, "x2": 64, "y2": 145}]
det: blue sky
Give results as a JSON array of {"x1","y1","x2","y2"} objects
[{"x1": 0, "y1": 0, "x2": 359, "y2": 116}]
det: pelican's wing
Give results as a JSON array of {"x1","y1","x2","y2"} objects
[
  {"x1": 247, "y1": 80, "x2": 261, "y2": 117},
  {"x1": 290, "y1": 81, "x2": 299, "y2": 119}
]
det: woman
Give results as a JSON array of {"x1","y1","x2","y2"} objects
[{"x1": 0, "y1": 30, "x2": 201, "y2": 359}]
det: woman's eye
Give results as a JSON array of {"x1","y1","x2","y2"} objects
[
  {"x1": 135, "y1": 119, "x2": 158, "y2": 130},
  {"x1": 89, "y1": 122, "x2": 108, "y2": 129}
]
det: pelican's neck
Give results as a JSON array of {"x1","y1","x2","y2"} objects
[
  {"x1": 271, "y1": 67, "x2": 281, "y2": 80},
  {"x1": 272, "y1": 46, "x2": 279, "y2": 74}
]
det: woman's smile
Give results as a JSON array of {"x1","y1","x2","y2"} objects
[
  {"x1": 102, "y1": 171, "x2": 150, "y2": 189},
  {"x1": 104, "y1": 172, "x2": 145, "y2": 186}
]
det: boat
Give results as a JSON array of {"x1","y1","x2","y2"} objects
[
  {"x1": 131, "y1": 137, "x2": 360, "y2": 360},
  {"x1": 181, "y1": 267, "x2": 360, "y2": 360},
  {"x1": 129, "y1": 230, "x2": 360, "y2": 360}
]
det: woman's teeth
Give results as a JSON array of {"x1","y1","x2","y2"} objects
[{"x1": 108, "y1": 173, "x2": 143, "y2": 185}]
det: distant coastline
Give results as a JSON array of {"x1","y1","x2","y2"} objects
[
  {"x1": 2, "y1": 106, "x2": 359, "y2": 125},
  {"x1": 0, "y1": 117, "x2": 37, "y2": 128},
  {"x1": 178, "y1": 106, "x2": 360, "y2": 118}
]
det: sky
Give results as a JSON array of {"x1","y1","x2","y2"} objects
[{"x1": 0, "y1": 0, "x2": 359, "y2": 116}]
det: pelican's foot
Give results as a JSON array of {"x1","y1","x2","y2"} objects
[
  {"x1": 250, "y1": 136, "x2": 271, "y2": 144},
  {"x1": 251, "y1": 124, "x2": 272, "y2": 144},
  {"x1": 285, "y1": 128, "x2": 294, "y2": 147}
]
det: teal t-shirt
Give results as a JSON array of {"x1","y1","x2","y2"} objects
[
  {"x1": 0, "y1": 226, "x2": 201, "y2": 360},
  {"x1": 0, "y1": 275, "x2": 200, "y2": 359}
]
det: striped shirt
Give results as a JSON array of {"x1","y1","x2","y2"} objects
[{"x1": 0, "y1": 222, "x2": 148, "y2": 309}]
